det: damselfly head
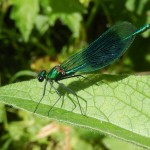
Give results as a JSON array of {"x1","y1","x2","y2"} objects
[{"x1": 38, "y1": 70, "x2": 47, "y2": 82}]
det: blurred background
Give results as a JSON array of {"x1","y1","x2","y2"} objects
[{"x1": 0, "y1": 0, "x2": 150, "y2": 149}]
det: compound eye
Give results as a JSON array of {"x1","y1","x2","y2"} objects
[
  {"x1": 37, "y1": 70, "x2": 47, "y2": 82},
  {"x1": 38, "y1": 76, "x2": 44, "y2": 82}
]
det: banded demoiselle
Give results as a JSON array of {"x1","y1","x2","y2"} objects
[{"x1": 35, "y1": 21, "x2": 150, "y2": 115}]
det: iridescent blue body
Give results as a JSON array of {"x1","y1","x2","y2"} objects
[{"x1": 35, "y1": 22, "x2": 150, "y2": 115}]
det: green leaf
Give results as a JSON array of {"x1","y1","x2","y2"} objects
[
  {"x1": 35, "y1": 15, "x2": 50, "y2": 34},
  {"x1": 50, "y1": 0, "x2": 85, "y2": 13},
  {"x1": 0, "y1": 104, "x2": 5, "y2": 123},
  {"x1": 103, "y1": 137, "x2": 145, "y2": 150},
  {"x1": 0, "y1": 74, "x2": 150, "y2": 148},
  {"x1": 10, "y1": 0, "x2": 39, "y2": 42},
  {"x1": 59, "y1": 13, "x2": 82, "y2": 38},
  {"x1": 47, "y1": 13, "x2": 82, "y2": 38}
]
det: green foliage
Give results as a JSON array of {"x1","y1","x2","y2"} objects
[
  {"x1": 10, "y1": 0, "x2": 39, "y2": 41},
  {"x1": 0, "y1": 0, "x2": 150, "y2": 149},
  {"x1": 0, "y1": 75, "x2": 150, "y2": 148},
  {"x1": 50, "y1": 0, "x2": 85, "y2": 13}
]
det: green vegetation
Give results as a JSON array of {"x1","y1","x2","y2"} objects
[{"x1": 0, "y1": 0, "x2": 150, "y2": 149}]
